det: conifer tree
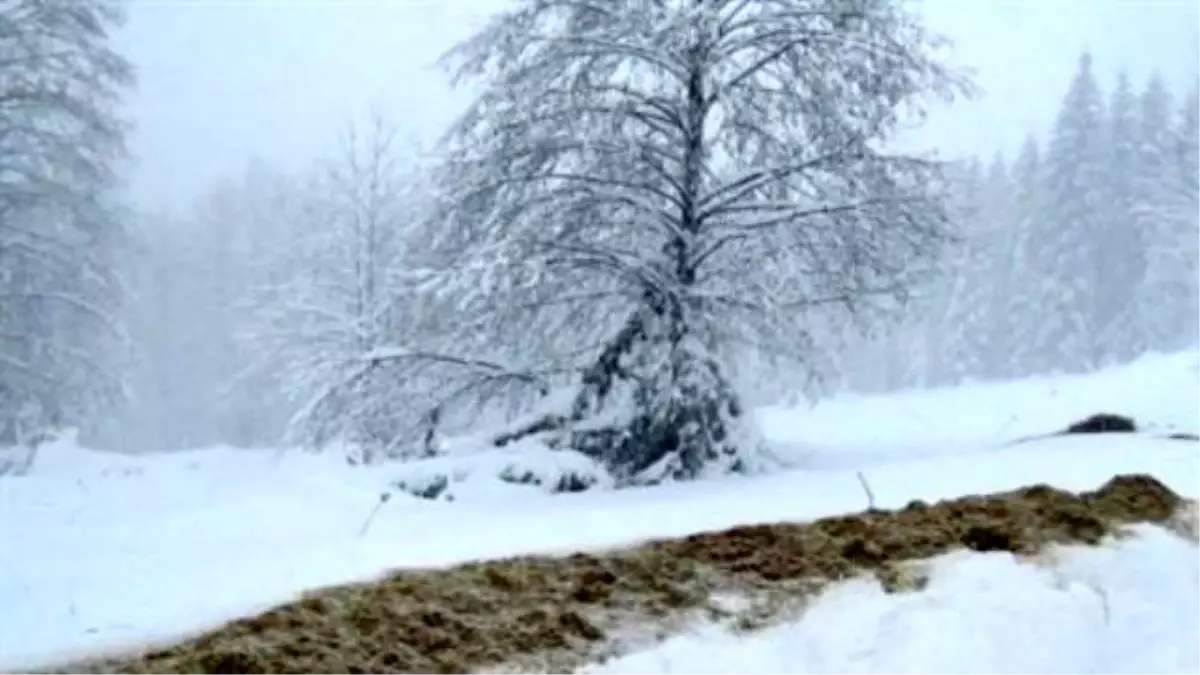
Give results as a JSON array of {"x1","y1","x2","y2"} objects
[
  {"x1": 1096, "y1": 71, "x2": 1145, "y2": 363},
  {"x1": 1002, "y1": 135, "x2": 1045, "y2": 377},
  {"x1": 1133, "y1": 74, "x2": 1189, "y2": 349},
  {"x1": 1033, "y1": 52, "x2": 1108, "y2": 373},
  {"x1": 0, "y1": 1, "x2": 134, "y2": 447}
]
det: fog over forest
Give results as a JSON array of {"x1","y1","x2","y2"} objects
[{"x1": 2, "y1": 0, "x2": 1197, "y2": 471}]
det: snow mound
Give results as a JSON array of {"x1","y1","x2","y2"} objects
[{"x1": 387, "y1": 439, "x2": 613, "y2": 502}]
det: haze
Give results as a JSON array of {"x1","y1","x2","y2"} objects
[{"x1": 120, "y1": 0, "x2": 1199, "y2": 211}]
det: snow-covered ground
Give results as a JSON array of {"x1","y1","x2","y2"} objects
[
  {"x1": 758, "y1": 348, "x2": 1200, "y2": 468},
  {"x1": 1, "y1": 349, "x2": 1198, "y2": 672}
]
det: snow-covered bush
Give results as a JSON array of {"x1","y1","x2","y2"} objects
[{"x1": 387, "y1": 440, "x2": 613, "y2": 502}]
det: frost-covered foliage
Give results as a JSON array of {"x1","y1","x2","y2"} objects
[
  {"x1": 234, "y1": 118, "x2": 438, "y2": 463},
  {"x1": 120, "y1": 121, "x2": 445, "y2": 456},
  {"x1": 0, "y1": 0, "x2": 134, "y2": 448},
  {"x1": 361, "y1": 0, "x2": 969, "y2": 484}
]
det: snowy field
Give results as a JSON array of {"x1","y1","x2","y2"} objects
[{"x1": 1, "y1": 349, "x2": 1198, "y2": 672}]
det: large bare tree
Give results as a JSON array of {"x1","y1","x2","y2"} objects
[{"x1": 378, "y1": 0, "x2": 968, "y2": 483}]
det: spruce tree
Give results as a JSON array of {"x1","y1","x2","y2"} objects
[
  {"x1": 936, "y1": 154, "x2": 1018, "y2": 383},
  {"x1": 1175, "y1": 84, "x2": 1199, "y2": 210},
  {"x1": 1096, "y1": 71, "x2": 1145, "y2": 363},
  {"x1": 1034, "y1": 51, "x2": 1108, "y2": 373},
  {"x1": 1133, "y1": 74, "x2": 1189, "y2": 350},
  {"x1": 1174, "y1": 85, "x2": 1200, "y2": 344},
  {"x1": 930, "y1": 158, "x2": 984, "y2": 385},
  {"x1": 0, "y1": 1, "x2": 134, "y2": 447},
  {"x1": 977, "y1": 152, "x2": 1017, "y2": 378},
  {"x1": 1004, "y1": 136, "x2": 1045, "y2": 377}
]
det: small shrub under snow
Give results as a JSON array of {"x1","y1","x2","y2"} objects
[{"x1": 387, "y1": 439, "x2": 613, "y2": 502}]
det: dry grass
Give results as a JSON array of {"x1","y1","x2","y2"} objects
[{"x1": 54, "y1": 473, "x2": 1192, "y2": 675}]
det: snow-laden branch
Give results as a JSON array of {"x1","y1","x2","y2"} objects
[
  {"x1": 524, "y1": 33, "x2": 689, "y2": 84},
  {"x1": 697, "y1": 144, "x2": 867, "y2": 221},
  {"x1": 360, "y1": 346, "x2": 556, "y2": 389}
]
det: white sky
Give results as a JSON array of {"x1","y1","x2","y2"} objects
[{"x1": 116, "y1": 0, "x2": 1199, "y2": 213}]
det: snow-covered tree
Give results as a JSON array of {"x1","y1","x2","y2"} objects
[
  {"x1": 1171, "y1": 84, "x2": 1200, "y2": 342},
  {"x1": 924, "y1": 158, "x2": 983, "y2": 384},
  {"x1": 215, "y1": 163, "x2": 304, "y2": 445},
  {"x1": 191, "y1": 168, "x2": 304, "y2": 447},
  {"x1": 239, "y1": 117, "x2": 432, "y2": 462},
  {"x1": 972, "y1": 153, "x2": 1016, "y2": 378},
  {"x1": 1095, "y1": 71, "x2": 1145, "y2": 363},
  {"x1": 0, "y1": 0, "x2": 134, "y2": 446},
  {"x1": 1174, "y1": 83, "x2": 1199, "y2": 210},
  {"x1": 1003, "y1": 135, "x2": 1046, "y2": 377},
  {"x1": 1031, "y1": 51, "x2": 1107, "y2": 373},
  {"x1": 381, "y1": 0, "x2": 970, "y2": 484},
  {"x1": 915, "y1": 152, "x2": 1016, "y2": 384},
  {"x1": 1132, "y1": 73, "x2": 1190, "y2": 350}
]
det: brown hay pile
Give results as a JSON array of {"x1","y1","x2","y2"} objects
[{"x1": 55, "y1": 473, "x2": 1190, "y2": 675}]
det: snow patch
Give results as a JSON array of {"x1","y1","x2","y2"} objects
[{"x1": 387, "y1": 440, "x2": 613, "y2": 502}]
